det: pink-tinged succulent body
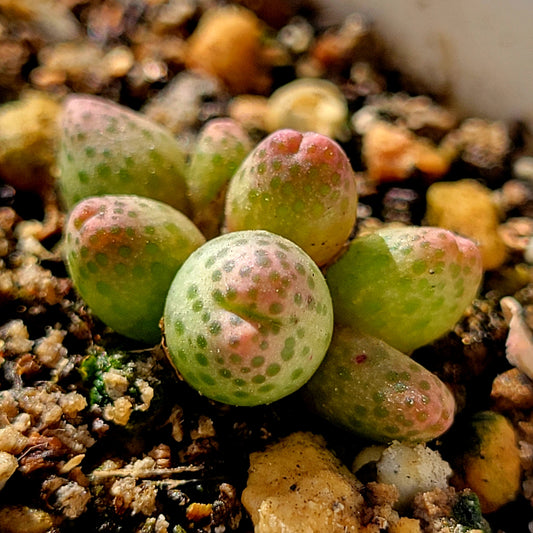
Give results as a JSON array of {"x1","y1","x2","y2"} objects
[
  {"x1": 223, "y1": 129, "x2": 357, "y2": 266},
  {"x1": 305, "y1": 327, "x2": 456, "y2": 443},
  {"x1": 57, "y1": 94, "x2": 189, "y2": 213},
  {"x1": 64, "y1": 195, "x2": 205, "y2": 344},
  {"x1": 325, "y1": 226, "x2": 483, "y2": 353},
  {"x1": 163, "y1": 230, "x2": 334, "y2": 406}
]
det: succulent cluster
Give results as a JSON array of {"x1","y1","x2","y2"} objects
[{"x1": 59, "y1": 94, "x2": 483, "y2": 441}]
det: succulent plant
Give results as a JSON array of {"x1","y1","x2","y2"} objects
[
  {"x1": 64, "y1": 194, "x2": 205, "y2": 344},
  {"x1": 79, "y1": 344, "x2": 173, "y2": 431},
  {"x1": 163, "y1": 229, "x2": 334, "y2": 406},
  {"x1": 57, "y1": 94, "x2": 190, "y2": 213},
  {"x1": 325, "y1": 226, "x2": 483, "y2": 353},
  {"x1": 186, "y1": 118, "x2": 252, "y2": 238},
  {"x1": 223, "y1": 129, "x2": 358, "y2": 266},
  {"x1": 304, "y1": 326, "x2": 456, "y2": 443}
]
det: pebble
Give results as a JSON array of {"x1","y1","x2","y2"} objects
[
  {"x1": 356, "y1": 93, "x2": 457, "y2": 134},
  {"x1": 491, "y1": 368, "x2": 533, "y2": 411},
  {"x1": 277, "y1": 16, "x2": 315, "y2": 55},
  {"x1": 382, "y1": 187, "x2": 419, "y2": 224},
  {"x1": 5, "y1": 0, "x2": 81, "y2": 44},
  {"x1": 514, "y1": 157, "x2": 533, "y2": 181},
  {"x1": 0, "y1": 40, "x2": 30, "y2": 95},
  {"x1": 441, "y1": 117, "x2": 510, "y2": 170},
  {"x1": 499, "y1": 217, "x2": 533, "y2": 255},
  {"x1": 102, "y1": 46, "x2": 135, "y2": 79},
  {"x1": 0, "y1": 91, "x2": 61, "y2": 193},
  {"x1": 265, "y1": 78, "x2": 349, "y2": 140},
  {"x1": 425, "y1": 179, "x2": 507, "y2": 270},
  {"x1": 362, "y1": 121, "x2": 451, "y2": 182},
  {"x1": 150, "y1": 0, "x2": 197, "y2": 34},
  {"x1": 142, "y1": 71, "x2": 226, "y2": 134},
  {"x1": 0, "y1": 450, "x2": 21, "y2": 488},
  {"x1": 493, "y1": 179, "x2": 533, "y2": 215},
  {"x1": 185, "y1": 5, "x2": 272, "y2": 94},
  {"x1": 0, "y1": 505, "x2": 54, "y2": 533},
  {"x1": 348, "y1": 62, "x2": 385, "y2": 98},
  {"x1": 526, "y1": 237, "x2": 533, "y2": 264},
  {"x1": 242, "y1": 432, "x2": 364, "y2": 532},
  {"x1": 308, "y1": 12, "x2": 371, "y2": 74},
  {"x1": 501, "y1": 296, "x2": 533, "y2": 380},
  {"x1": 86, "y1": 1, "x2": 128, "y2": 43},
  {"x1": 227, "y1": 95, "x2": 269, "y2": 134},
  {"x1": 32, "y1": 41, "x2": 131, "y2": 94}
]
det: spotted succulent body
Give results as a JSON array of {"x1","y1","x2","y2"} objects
[
  {"x1": 57, "y1": 94, "x2": 189, "y2": 213},
  {"x1": 186, "y1": 118, "x2": 252, "y2": 238},
  {"x1": 304, "y1": 327, "x2": 456, "y2": 443},
  {"x1": 223, "y1": 129, "x2": 358, "y2": 266},
  {"x1": 163, "y1": 230, "x2": 334, "y2": 406},
  {"x1": 64, "y1": 195, "x2": 205, "y2": 344},
  {"x1": 325, "y1": 226, "x2": 483, "y2": 353}
]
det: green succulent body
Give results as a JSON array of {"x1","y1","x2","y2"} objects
[
  {"x1": 64, "y1": 194, "x2": 205, "y2": 344},
  {"x1": 163, "y1": 230, "x2": 334, "y2": 406},
  {"x1": 186, "y1": 118, "x2": 252, "y2": 238},
  {"x1": 57, "y1": 94, "x2": 190, "y2": 213},
  {"x1": 325, "y1": 226, "x2": 483, "y2": 353},
  {"x1": 304, "y1": 326, "x2": 456, "y2": 443},
  {"x1": 224, "y1": 129, "x2": 357, "y2": 266}
]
